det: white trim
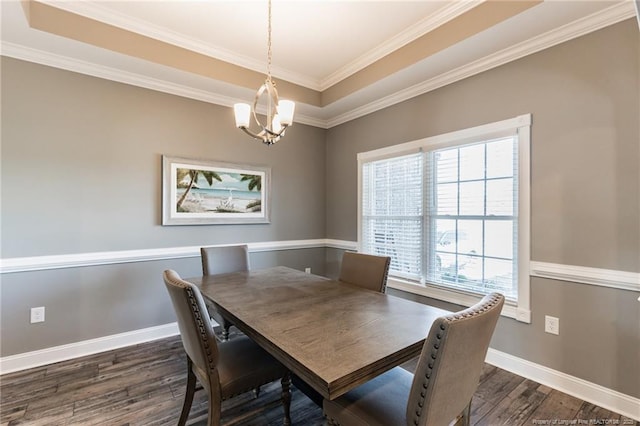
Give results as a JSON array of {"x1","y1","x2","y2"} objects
[
  {"x1": 331, "y1": 237, "x2": 636, "y2": 299},
  {"x1": 0, "y1": 239, "x2": 330, "y2": 274},
  {"x1": 320, "y1": 0, "x2": 479, "y2": 90},
  {"x1": 516, "y1": 120, "x2": 532, "y2": 322},
  {"x1": 0, "y1": 42, "x2": 324, "y2": 129},
  {"x1": 325, "y1": 239, "x2": 358, "y2": 251},
  {"x1": 387, "y1": 277, "x2": 531, "y2": 323},
  {"x1": 2, "y1": 239, "x2": 637, "y2": 296},
  {"x1": 35, "y1": 0, "x2": 319, "y2": 91},
  {"x1": 2, "y1": 3, "x2": 633, "y2": 130},
  {"x1": 531, "y1": 261, "x2": 640, "y2": 293},
  {"x1": 1, "y1": 317, "x2": 637, "y2": 420},
  {"x1": 34, "y1": 0, "x2": 478, "y2": 92},
  {"x1": 326, "y1": 2, "x2": 636, "y2": 128},
  {"x1": 357, "y1": 115, "x2": 532, "y2": 323},
  {"x1": 357, "y1": 114, "x2": 530, "y2": 163},
  {"x1": 0, "y1": 323, "x2": 179, "y2": 375},
  {"x1": 486, "y1": 348, "x2": 640, "y2": 421}
]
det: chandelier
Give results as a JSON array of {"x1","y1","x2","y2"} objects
[{"x1": 233, "y1": 0, "x2": 295, "y2": 146}]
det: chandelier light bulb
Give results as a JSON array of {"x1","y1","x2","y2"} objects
[{"x1": 234, "y1": 103, "x2": 251, "y2": 128}]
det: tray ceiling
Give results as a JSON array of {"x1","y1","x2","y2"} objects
[{"x1": 1, "y1": 0, "x2": 637, "y2": 128}]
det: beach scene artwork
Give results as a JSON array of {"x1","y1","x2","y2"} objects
[
  {"x1": 176, "y1": 167, "x2": 263, "y2": 214},
  {"x1": 163, "y1": 156, "x2": 270, "y2": 225}
]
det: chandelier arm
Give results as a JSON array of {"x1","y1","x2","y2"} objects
[
  {"x1": 239, "y1": 126, "x2": 269, "y2": 142},
  {"x1": 263, "y1": 124, "x2": 288, "y2": 138},
  {"x1": 251, "y1": 79, "x2": 281, "y2": 131},
  {"x1": 238, "y1": 125, "x2": 287, "y2": 145}
]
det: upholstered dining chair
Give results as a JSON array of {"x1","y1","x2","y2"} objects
[
  {"x1": 323, "y1": 292, "x2": 505, "y2": 426},
  {"x1": 163, "y1": 269, "x2": 292, "y2": 426},
  {"x1": 200, "y1": 245, "x2": 250, "y2": 341},
  {"x1": 338, "y1": 251, "x2": 391, "y2": 293}
]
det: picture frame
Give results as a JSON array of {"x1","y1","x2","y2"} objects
[{"x1": 162, "y1": 155, "x2": 271, "y2": 225}]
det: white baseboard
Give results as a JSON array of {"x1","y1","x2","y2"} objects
[
  {"x1": 0, "y1": 322, "x2": 179, "y2": 375},
  {"x1": 486, "y1": 348, "x2": 640, "y2": 421},
  {"x1": 1, "y1": 323, "x2": 637, "y2": 421}
]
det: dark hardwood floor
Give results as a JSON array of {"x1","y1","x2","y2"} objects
[{"x1": 1, "y1": 336, "x2": 635, "y2": 426}]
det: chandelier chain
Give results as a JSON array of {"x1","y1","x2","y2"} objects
[
  {"x1": 267, "y1": 0, "x2": 272, "y2": 81},
  {"x1": 233, "y1": 0, "x2": 294, "y2": 145}
]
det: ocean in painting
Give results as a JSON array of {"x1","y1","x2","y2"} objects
[{"x1": 176, "y1": 171, "x2": 263, "y2": 214}]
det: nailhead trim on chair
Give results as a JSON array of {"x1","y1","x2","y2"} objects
[
  {"x1": 166, "y1": 273, "x2": 218, "y2": 373},
  {"x1": 444, "y1": 293, "x2": 503, "y2": 322},
  {"x1": 381, "y1": 257, "x2": 391, "y2": 293},
  {"x1": 171, "y1": 274, "x2": 287, "y2": 402},
  {"x1": 184, "y1": 285, "x2": 218, "y2": 372},
  {"x1": 411, "y1": 293, "x2": 504, "y2": 426}
]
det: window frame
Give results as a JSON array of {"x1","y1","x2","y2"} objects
[{"x1": 357, "y1": 114, "x2": 531, "y2": 323}]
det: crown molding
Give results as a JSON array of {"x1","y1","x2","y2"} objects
[
  {"x1": 327, "y1": 1, "x2": 636, "y2": 128},
  {"x1": 34, "y1": 0, "x2": 482, "y2": 92},
  {"x1": 3, "y1": 2, "x2": 634, "y2": 130},
  {"x1": 0, "y1": 41, "x2": 325, "y2": 128},
  {"x1": 1, "y1": 41, "x2": 238, "y2": 106},
  {"x1": 319, "y1": 0, "x2": 481, "y2": 91},
  {"x1": 35, "y1": 0, "x2": 322, "y2": 91}
]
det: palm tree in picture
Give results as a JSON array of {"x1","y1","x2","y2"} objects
[
  {"x1": 241, "y1": 174, "x2": 262, "y2": 212},
  {"x1": 176, "y1": 168, "x2": 222, "y2": 211},
  {"x1": 240, "y1": 174, "x2": 261, "y2": 191}
]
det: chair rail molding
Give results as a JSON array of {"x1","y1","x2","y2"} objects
[
  {"x1": 2, "y1": 240, "x2": 638, "y2": 296},
  {"x1": 530, "y1": 261, "x2": 640, "y2": 293},
  {"x1": 0, "y1": 239, "x2": 331, "y2": 274}
]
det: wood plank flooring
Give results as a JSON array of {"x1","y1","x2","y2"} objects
[{"x1": 1, "y1": 336, "x2": 636, "y2": 426}]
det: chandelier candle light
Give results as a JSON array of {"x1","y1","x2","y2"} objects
[{"x1": 234, "y1": 0, "x2": 295, "y2": 145}]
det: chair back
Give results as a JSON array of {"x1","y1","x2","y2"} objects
[
  {"x1": 338, "y1": 251, "x2": 391, "y2": 293},
  {"x1": 406, "y1": 293, "x2": 504, "y2": 426},
  {"x1": 201, "y1": 245, "x2": 250, "y2": 276},
  {"x1": 163, "y1": 269, "x2": 219, "y2": 383}
]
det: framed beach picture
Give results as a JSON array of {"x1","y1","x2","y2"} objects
[{"x1": 162, "y1": 155, "x2": 271, "y2": 225}]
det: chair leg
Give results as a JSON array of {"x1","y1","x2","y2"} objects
[
  {"x1": 205, "y1": 377, "x2": 222, "y2": 426},
  {"x1": 460, "y1": 399, "x2": 472, "y2": 426},
  {"x1": 178, "y1": 359, "x2": 197, "y2": 426},
  {"x1": 221, "y1": 324, "x2": 230, "y2": 341},
  {"x1": 280, "y1": 372, "x2": 292, "y2": 426}
]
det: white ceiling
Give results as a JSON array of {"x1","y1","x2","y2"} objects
[{"x1": 1, "y1": 0, "x2": 638, "y2": 128}]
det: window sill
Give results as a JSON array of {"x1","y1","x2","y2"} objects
[{"x1": 387, "y1": 277, "x2": 531, "y2": 323}]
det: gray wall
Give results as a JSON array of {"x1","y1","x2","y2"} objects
[
  {"x1": 325, "y1": 20, "x2": 640, "y2": 398},
  {"x1": 0, "y1": 57, "x2": 327, "y2": 356},
  {"x1": 1, "y1": 18, "x2": 638, "y2": 402}
]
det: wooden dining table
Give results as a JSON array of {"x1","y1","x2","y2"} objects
[{"x1": 186, "y1": 266, "x2": 450, "y2": 401}]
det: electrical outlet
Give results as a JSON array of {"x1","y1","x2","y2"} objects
[
  {"x1": 31, "y1": 307, "x2": 45, "y2": 323},
  {"x1": 544, "y1": 315, "x2": 559, "y2": 335},
  {"x1": 304, "y1": 267, "x2": 311, "y2": 274}
]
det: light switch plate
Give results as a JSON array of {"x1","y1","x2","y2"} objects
[
  {"x1": 544, "y1": 315, "x2": 559, "y2": 335},
  {"x1": 30, "y1": 307, "x2": 45, "y2": 323}
]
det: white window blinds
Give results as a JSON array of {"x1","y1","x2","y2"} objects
[
  {"x1": 361, "y1": 153, "x2": 423, "y2": 280},
  {"x1": 358, "y1": 114, "x2": 531, "y2": 318}
]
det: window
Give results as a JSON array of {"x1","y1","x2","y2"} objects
[{"x1": 358, "y1": 115, "x2": 531, "y2": 322}]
